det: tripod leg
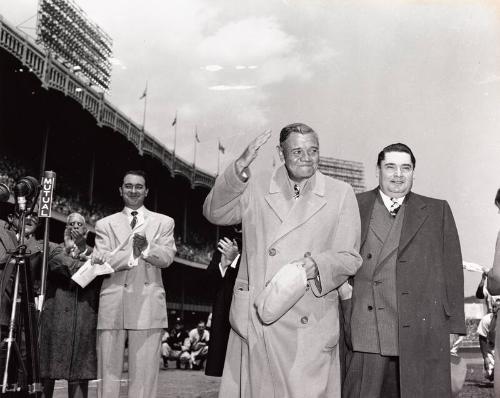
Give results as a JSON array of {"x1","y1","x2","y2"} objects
[
  {"x1": 18, "y1": 256, "x2": 42, "y2": 396},
  {"x1": 2, "y1": 267, "x2": 21, "y2": 394}
]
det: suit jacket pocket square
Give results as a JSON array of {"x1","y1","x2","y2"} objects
[{"x1": 255, "y1": 262, "x2": 307, "y2": 325}]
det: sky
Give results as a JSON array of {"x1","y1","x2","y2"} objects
[{"x1": 2, "y1": 0, "x2": 500, "y2": 296}]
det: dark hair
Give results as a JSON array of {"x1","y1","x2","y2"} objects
[
  {"x1": 377, "y1": 143, "x2": 416, "y2": 168},
  {"x1": 495, "y1": 188, "x2": 500, "y2": 206},
  {"x1": 123, "y1": 170, "x2": 148, "y2": 187},
  {"x1": 279, "y1": 123, "x2": 317, "y2": 144}
]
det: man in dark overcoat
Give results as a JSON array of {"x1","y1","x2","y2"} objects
[
  {"x1": 40, "y1": 212, "x2": 101, "y2": 398},
  {"x1": 343, "y1": 143, "x2": 465, "y2": 398},
  {"x1": 205, "y1": 228, "x2": 241, "y2": 377}
]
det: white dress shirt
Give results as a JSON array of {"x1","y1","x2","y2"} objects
[
  {"x1": 379, "y1": 189, "x2": 405, "y2": 213},
  {"x1": 124, "y1": 206, "x2": 150, "y2": 266}
]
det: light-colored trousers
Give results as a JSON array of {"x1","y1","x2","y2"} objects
[{"x1": 97, "y1": 328, "x2": 162, "y2": 398}]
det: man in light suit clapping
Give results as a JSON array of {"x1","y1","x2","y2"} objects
[{"x1": 93, "y1": 170, "x2": 176, "y2": 398}]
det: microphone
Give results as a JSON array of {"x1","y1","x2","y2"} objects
[
  {"x1": 14, "y1": 176, "x2": 40, "y2": 211},
  {"x1": 0, "y1": 183, "x2": 10, "y2": 203}
]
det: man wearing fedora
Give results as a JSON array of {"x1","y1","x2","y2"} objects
[{"x1": 204, "y1": 123, "x2": 362, "y2": 398}]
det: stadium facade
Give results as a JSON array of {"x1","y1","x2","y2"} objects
[{"x1": 318, "y1": 156, "x2": 365, "y2": 193}]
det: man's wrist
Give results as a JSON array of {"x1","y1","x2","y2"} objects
[{"x1": 235, "y1": 159, "x2": 249, "y2": 182}]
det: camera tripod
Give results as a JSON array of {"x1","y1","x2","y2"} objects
[{"x1": 0, "y1": 212, "x2": 42, "y2": 396}]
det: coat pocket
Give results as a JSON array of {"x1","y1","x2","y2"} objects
[{"x1": 229, "y1": 287, "x2": 250, "y2": 342}]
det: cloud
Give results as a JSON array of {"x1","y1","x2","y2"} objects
[
  {"x1": 203, "y1": 65, "x2": 224, "y2": 72},
  {"x1": 208, "y1": 85, "x2": 256, "y2": 90},
  {"x1": 477, "y1": 74, "x2": 500, "y2": 85},
  {"x1": 198, "y1": 16, "x2": 297, "y2": 64}
]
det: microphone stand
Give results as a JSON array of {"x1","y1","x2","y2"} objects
[{"x1": 0, "y1": 209, "x2": 42, "y2": 396}]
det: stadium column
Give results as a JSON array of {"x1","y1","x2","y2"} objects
[
  {"x1": 183, "y1": 200, "x2": 188, "y2": 243},
  {"x1": 88, "y1": 150, "x2": 95, "y2": 205}
]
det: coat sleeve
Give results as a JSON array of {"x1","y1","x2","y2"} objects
[
  {"x1": 94, "y1": 219, "x2": 132, "y2": 271},
  {"x1": 487, "y1": 231, "x2": 500, "y2": 295},
  {"x1": 206, "y1": 250, "x2": 224, "y2": 293},
  {"x1": 442, "y1": 201, "x2": 466, "y2": 335},
  {"x1": 142, "y1": 217, "x2": 176, "y2": 268},
  {"x1": 203, "y1": 161, "x2": 248, "y2": 226},
  {"x1": 311, "y1": 186, "x2": 362, "y2": 296}
]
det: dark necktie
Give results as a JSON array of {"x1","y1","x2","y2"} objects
[
  {"x1": 293, "y1": 184, "x2": 300, "y2": 199},
  {"x1": 389, "y1": 198, "x2": 401, "y2": 217},
  {"x1": 130, "y1": 211, "x2": 138, "y2": 229}
]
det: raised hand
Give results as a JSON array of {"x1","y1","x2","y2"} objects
[{"x1": 235, "y1": 129, "x2": 272, "y2": 173}]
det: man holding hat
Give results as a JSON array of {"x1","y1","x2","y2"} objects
[{"x1": 203, "y1": 123, "x2": 362, "y2": 397}]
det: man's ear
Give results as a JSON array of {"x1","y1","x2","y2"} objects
[
  {"x1": 145, "y1": 188, "x2": 149, "y2": 197},
  {"x1": 276, "y1": 145, "x2": 285, "y2": 162},
  {"x1": 119, "y1": 187, "x2": 123, "y2": 197}
]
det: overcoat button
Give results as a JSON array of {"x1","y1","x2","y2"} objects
[
  {"x1": 367, "y1": 253, "x2": 372, "y2": 259},
  {"x1": 269, "y1": 248, "x2": 276, "y2": 256},
  {"x1": 367, "y1": 305, "x2": 373, "y2": 311},
  {"x1": 300, "y1": 316, "x2": 308, "y2": 324},
  {"x1": 124, "y1": 283, "x2": 128, "y2": 287}
]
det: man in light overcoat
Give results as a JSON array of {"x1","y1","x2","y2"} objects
[
  {"x1": 343, "y1": 143, "x2": 465, "y2": 398},
  {"x1": 203, "y1": 123, "x2": 362, "y2": 398}
]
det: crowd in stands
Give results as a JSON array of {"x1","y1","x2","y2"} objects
[{"x1": 0, "y1": 155, "x2": 214, "y2": 265}]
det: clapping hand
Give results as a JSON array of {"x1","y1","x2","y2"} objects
[
  {"x1": 91, "y1": 251, "x2": 107, "y2": 266},
  {"x1": 132, "y1": 233, "x2": 148, "y2": 258},
  {"x1": 70, "y1": 229, "x2": 87, "y2": 252},
  {"x1": 217, "y1": 237, "x2": 239, "y2": 269}
]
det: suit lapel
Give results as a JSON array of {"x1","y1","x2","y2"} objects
[
  {"x1": 110, "y1": 210, "x2": 132, "y2": 244},
  {"x1": 358, "y1": 189, "x2": 378, "y2": 248},
  {"x1": 268, "y1": 169, "x2": 327, "y2": 245},
  {"x1": 375, "y1": 205, "x2": 406, "y2": 270},
  {"x1": 143, "y1": 209, "x2": 161, "y2": 242},
  {"x1": 398, "y1": 192, "x2": 428, "y2": 256},
  {"x1": 264, "y1": 166, "x2": 292, "y2": 222}
]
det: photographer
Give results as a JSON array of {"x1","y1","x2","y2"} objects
[{"x1": 39, "y1": 213, "x2": 101, "y2": 398}]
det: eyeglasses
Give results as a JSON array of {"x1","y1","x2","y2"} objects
[{"x1": 68, "y1": 221, "x2": 84, "y2": 227}]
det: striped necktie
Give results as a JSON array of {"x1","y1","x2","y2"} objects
[
  {"x1": 389, "y1": 198, "x2": 401, "y2": 217},
  {"x1": 293, "y1": 184, "x2": 300, "y2": 199},
  {"x1": 130, "y1": 211, "x2": 138, "y2": 229}
]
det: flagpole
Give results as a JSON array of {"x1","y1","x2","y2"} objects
[
  {"x1": 141, "y1": 81, "x2": 148, "y2": 131},
  {"x1": 217, "y1": 138, "x2": 221, "y2": 176},
  {"x1": 172, "y1": 111, "x2": 177, "y2": 173},
  {"x1": 193, "y1": 126, "x2": 198, "y2": 168}
]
